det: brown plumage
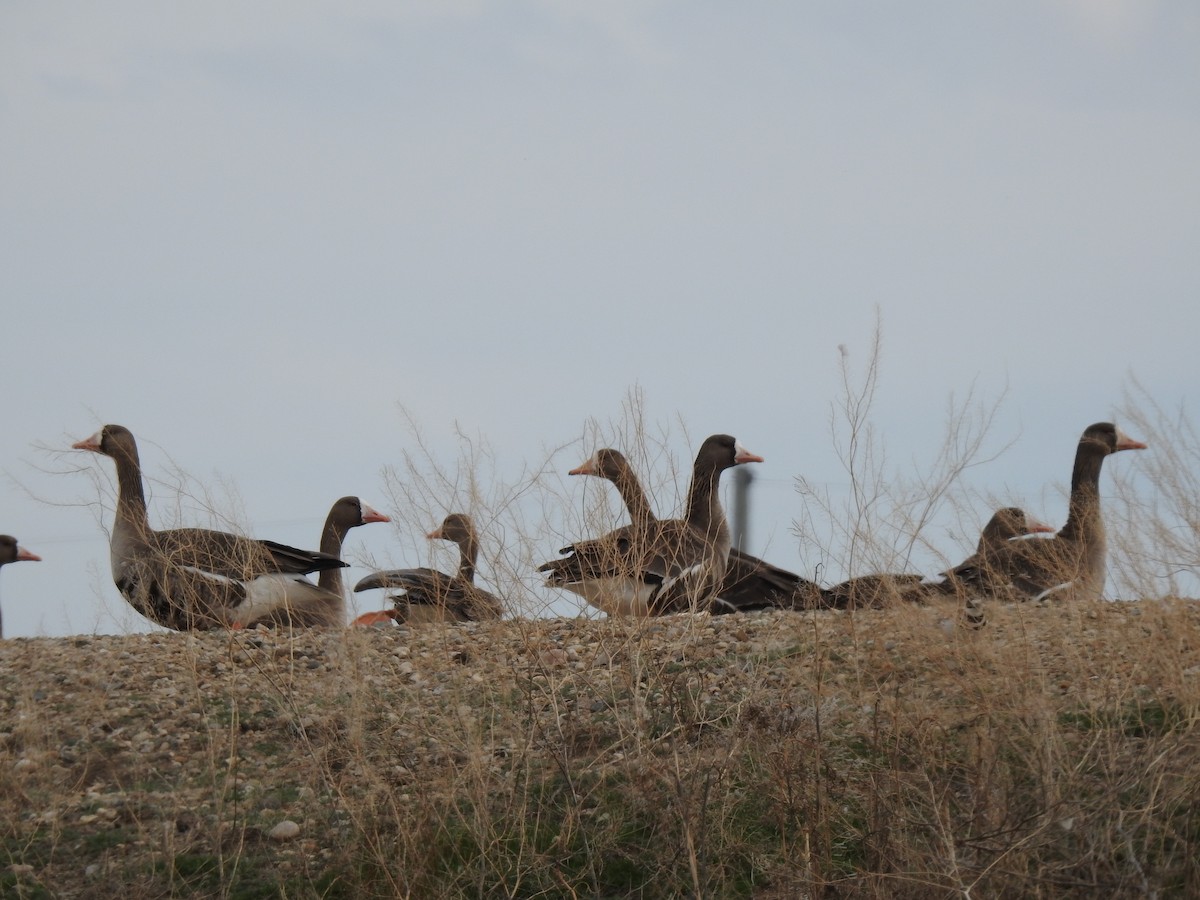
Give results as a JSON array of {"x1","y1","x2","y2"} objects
[
  {"x1": 241, "y1": 496, "x2": 390, "y2": 628},
  {"x1": 956, "y1": 507, "x2": 1055, "y2": 576},
  {"x1": 922, "y1": 507, "x2": 1053, "y2": 626},
  {"x1": 73, "y1": 424, "x2": 350, "y2": 630},
  {"x1": 354, "y1": 513, "x2": 503, "y2": 623},
  {"x1": 813, "y1": 573, "x2": 929, "y2": 610},
  {"x1": 804, "y1": 508, "x2": 1054, "y2": 613},
  {"x1": 566, "y1": 447, "x2": 817, "y2": 613},
  {"x1": 539, "y1": 435, "x2": 763, "y2": 615},
  {"x1": 952, "y1": 422, "x2": 1146, "y2": 607}
]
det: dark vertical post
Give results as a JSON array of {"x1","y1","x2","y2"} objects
[{"x1": 732, "y1": 466, "x2": 752, "y2": 552}]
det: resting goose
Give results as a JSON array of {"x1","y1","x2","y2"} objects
[
  {"x1": 811, "y1": 508, "x2": 1056, "y2": 614},
  {"x1": 815, "y1": 509, "x2": 1056, "y2": 613},
  {"x1": 921, "y1": 507, "x2": 1053, "y2": 625},
  {"x1": 238, "y1": 496, "x2": 390, "y2": 628},
  {"x1": 0, "y1": 535, "x2": 41, "y2": 639},
  {"x1": 949, "y1": 423, "x2": 1146, "y2": 607},
  {"x1": 73, "y1": 424, "x2": 350, "y2": 631},
  {"x1": 354, "y1": 513, "x2": 503, "y2": 623},
  {"x1": 567, "y1": 447, "x2": 817, "y2": 612},
  {"x1": 957, "y1": 507, "x2": 1056, "y2": 576},
  {"x1": 539, "y1": 434, "x2": 763, "y2": 616},
  {"x1": 814, "y1": 573, "x2": 929, "y2": 610}
]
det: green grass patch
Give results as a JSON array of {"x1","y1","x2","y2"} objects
[
  {"x1": 79, "y1": 826, "x2": 137, "y2": 854},
  {"x1": 1061, "y1": 700, "x2": 1192, "y2": 737},
  {"x1": 0, "y1": 871, "x2": 53, "y2": 900}
]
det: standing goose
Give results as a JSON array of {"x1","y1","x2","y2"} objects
[
  {"x1": 73, "y1": 424, "x2": 349, "y2": 631},
  {"x1": 0, "y1": 535, "x2": 41, "y2": 639},
  {"x1": 951, "y1": 422, "x2": 1146, "y2": 607},
  {"x1": 539, "y1": 434, "x2": 763, "y2": 616},
  {"x1": 240, "y1": 496, "x2": 390, "y2": 628},
  {"x1": 567, "y1": 447, "x2": 817, "y2": 612},
  {"x1": 569, "y1": 449, "x2": 656, "y2": 531},
  {"x1": 354, "y1": 513, "x2": 503, "y2": 623}
]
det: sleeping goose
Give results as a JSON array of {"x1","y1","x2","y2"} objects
[
  {"x1": 0, "y1": 535, "x2": 41, "y2": 639},
  {"x1": 238, "y1": 496, "x2": 390, "y2": 628},
  {"x1": 567, "y1": 447, "x2": 818, "y2": 612},
  {"x1": 539, "y1": 434, "x2": 763, "y2": 616},
  {"x1": 73, "y1": 424, "x2": 350, "y2": 631},
  {"x1": 354, "y1": 513, "x2": 503, "y2": 624},
  {"x1": 947, "y1": 422, "x2": 1146, "y2": 609}
]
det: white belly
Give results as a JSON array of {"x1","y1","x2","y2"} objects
[{"x1": 560, "y1": 577, "x2": 655, "y2": 617}]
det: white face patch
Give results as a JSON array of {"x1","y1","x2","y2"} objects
[{"x1": 733, "y1": 440, "x2": 764, "y2": 464}]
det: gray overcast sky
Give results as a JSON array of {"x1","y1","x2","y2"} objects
[{"x1": 2, "y1": 2, "x2": 1196, "y2": 636}]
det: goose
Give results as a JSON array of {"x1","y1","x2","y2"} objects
[
  {"x1": 0, "y1": 535, "x2": 41, "y2": 639},
  {"x1": 73, "y1": 424, "x2": 350, "y2": 631},
  {"x1": 240, "y1": 496, "x2": 390, "y2": 628},
  {"x1": 815, "y1": 508, "x2": 1054, "y2": 612},
  {"x1": 354, "y1": 513, "x2": 503, "y2": 624},
  {"x1": 814, "y1": 573, "x2": 930, "y2": 610},
  {"x1": 921, "y1": 507, "x2": 1053, "y2": 625},
  {"x1": 539, "y1": 434, "x2": 763, "y2": 615},
  {"x1": 566, "y1": 447, "x2": 818, "y2": 612},
  {"x1": 948, "y1": 506, "x2": 1057, "y2": 588},
  {"x1": 947, "y1": 422, "x2": 1146, "y2": 609}
]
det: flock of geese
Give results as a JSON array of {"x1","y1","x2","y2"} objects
[{"x1": 0, "y1": 421, "x2": 1147, "y2": 638}]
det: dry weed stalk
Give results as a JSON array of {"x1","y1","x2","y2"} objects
[
  {"x1": 794, "y1": 312, "x2": 1011, "y2": 590},
  {"x1": 1108, "y1": 378, "x2": 1200, "y2": 599},
  {"x1": 377, "y1": 405, "x2": 561, "y2": 620}
]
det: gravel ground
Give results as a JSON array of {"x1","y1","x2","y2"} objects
[{"x1": 2, "y1": 598, "x2": 1198, "y2": 897}]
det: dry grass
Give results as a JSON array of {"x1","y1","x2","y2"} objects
[
  {"x1": 792, "y1": 314, "x2": 1015, "y2": 586},
  {"x1": 2, "y1": 600, "x2": 1198, "y2": 899}
]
